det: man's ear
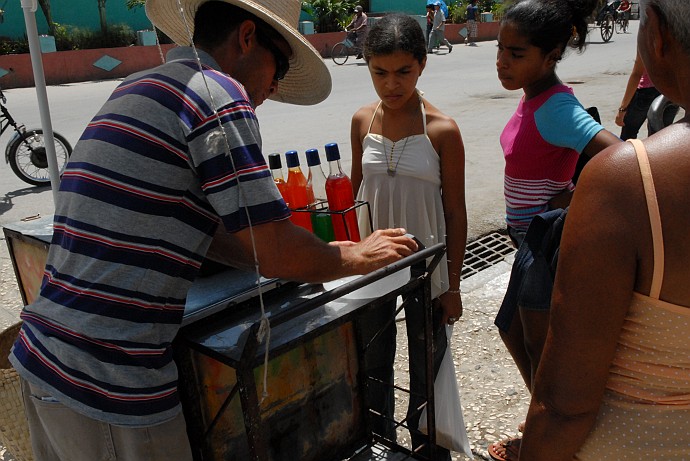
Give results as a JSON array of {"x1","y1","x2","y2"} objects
[
  {"x1": 644, "y1": 4, "x2": 676, "y2": 58},
  {"x1": 237, "y1": 19, "x2": 258, "y2": 53}
]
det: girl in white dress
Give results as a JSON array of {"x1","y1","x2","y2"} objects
[{"x1": 350, "y1": 13, "x2": 467, "y2": 459}]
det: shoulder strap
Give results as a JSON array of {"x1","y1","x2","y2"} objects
[
  {"x1": 628, "y1": 138, "x2": 664, "y2": 299},
  {"x1": 368, "y1": 101, "x2": 382, "y2": 134},
  {"x1": 418, "y1": 91, "x2": 428, "y2": 136}
]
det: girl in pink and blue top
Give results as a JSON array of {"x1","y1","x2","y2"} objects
[
  {"x1": 497, "y1": 0, "x2": 619, "y2": 248},
  {"x1": 490, "y1": 1, "x2": 620, "y2": 460}
]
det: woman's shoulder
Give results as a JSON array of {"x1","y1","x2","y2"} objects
[
  {"x1": 352, "y1": 101, "x2": 379, "y2": 122},
  {"x1": 423, "y1": 99, "x2": 459, "y2": 131},
  {"x1": 577, "y1": 132, "x2": 686, "y2": 203}
]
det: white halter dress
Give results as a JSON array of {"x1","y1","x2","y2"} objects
[{"x1": 356, "y1": 95, "x2": 449, "y2": 298}]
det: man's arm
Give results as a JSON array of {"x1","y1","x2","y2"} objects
[{"x1": 207, "y1": 219, "x2": 417, "y2": 283}]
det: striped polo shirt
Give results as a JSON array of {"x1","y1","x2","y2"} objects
[
  {"x1": 10, "y1": 47, "x2": 290, "y2": 426},
  {"x1": 501, "y1": 84, "x2": 604, "y2": 231}
]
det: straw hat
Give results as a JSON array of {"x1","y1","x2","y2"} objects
[{"x1": 145, "y1": 0, "x2": 332, "y2": 106}]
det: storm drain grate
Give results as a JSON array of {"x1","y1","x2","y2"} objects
[{"x1": 461, "y1": 232, "x2": 515, "y2": 280}]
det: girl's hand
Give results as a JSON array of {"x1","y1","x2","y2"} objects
[
  {"x1": 615, "y1": 109, "x2": 626, "y2": 127},
  {"x1": 438, "y1": 290, "x2": 463, "y2": 325}
]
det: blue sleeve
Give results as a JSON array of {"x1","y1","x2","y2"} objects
[{"x1": 534, "y1": 92, "x2": 605, "y2": 153}]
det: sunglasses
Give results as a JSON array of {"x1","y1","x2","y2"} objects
[{"x1": 255, "y1": 27, "x2": 290, "y2": 82}]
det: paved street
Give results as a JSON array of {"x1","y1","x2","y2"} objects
[{"x1": 0, "y1": 21, "x2": 648, "y2": 460}]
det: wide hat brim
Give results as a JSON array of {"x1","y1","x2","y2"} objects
[{"x1": 145, "y1": 0, "x2": 332, "y2": 106}]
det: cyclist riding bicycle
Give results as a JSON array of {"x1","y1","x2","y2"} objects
[
  {"x1": 346, "y1": 5, "x2": 368, "y2": 59},
  {"x1": 617, "y1": 0, "x2": 631, "y2": 19}
]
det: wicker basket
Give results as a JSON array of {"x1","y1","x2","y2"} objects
[{"x1": 0, "y1": 322, "x2": 34, "y2": 461}]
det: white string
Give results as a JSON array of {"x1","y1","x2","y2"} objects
[{"x1": 174, "y1": 0, "x2": 272, "y2": 402}]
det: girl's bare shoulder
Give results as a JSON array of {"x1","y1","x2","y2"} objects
[
  {"x1": 352, "y1": 101, "x2": 380, "y2": 122},
  {"x1": 422, "y1": 99, "x2": 460, "y2": 134}
]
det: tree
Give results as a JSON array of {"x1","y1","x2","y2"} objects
[
  {"x1": 301, "y1": 0, "x2": 358, "y2": 33},
  {"x1": 97, "y1": 0, "x2": 108, "y2": 35},
  {"x1": 38, "y1": 0, "x2": 56, "y2": 36}
]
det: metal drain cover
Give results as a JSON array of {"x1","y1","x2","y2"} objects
[{"x1": 461, "y1": 232, "x2": 515, "y2": 280}]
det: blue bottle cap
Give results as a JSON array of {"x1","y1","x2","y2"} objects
[
  {"x1": 324, "y1": 142, "x2": 340, "y2": 162},
  {"x1": 284, "y1": 150, "x2": 300, "y2": 168},
  {"x1": 305, "y1": 149, "x2": 321, "y2": 167}
]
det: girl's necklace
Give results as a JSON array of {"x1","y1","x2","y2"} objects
[{"x1": 380, "y1": 104, "x2": 416, "y2": 177}]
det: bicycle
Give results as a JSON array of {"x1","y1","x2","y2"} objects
[
  {"x1": 615, "y1": 10, "x2": 629, "y2": 34},
  {"x1": 331, "y1": 31, "x2": 360, "y2": 66},
  {"x1": 0, "y1": 86, "x2": 72, "y2": 186}
]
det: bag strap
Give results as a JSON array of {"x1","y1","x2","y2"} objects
[{"x1": 628, "y1": 138, "x2": 664, "y2": 299}]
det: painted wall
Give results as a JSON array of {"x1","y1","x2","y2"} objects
[
  {"x1": 0, "y1": 22, "x2": 499, "y2": 89},
  {"x1": 0, "y1": 1, "x2": 152, "y2": 40},
  {"x1": 370, "y1": 0, "x2": 425, "y2": 14}
]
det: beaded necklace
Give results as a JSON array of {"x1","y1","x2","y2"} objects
[{"x1": 379, "y1": 100, "x2": 419, "y2": 177}]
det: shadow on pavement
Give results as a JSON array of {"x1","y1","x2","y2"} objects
[{"x1": 0, "y1": 186, "x2": 50, "y2": 218}]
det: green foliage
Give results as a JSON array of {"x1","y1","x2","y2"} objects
[
  {"x1": 301, "y1": 0, "x2": 359, "y2": 33},
  {"x1": 126, "y1": 0, "x2": 146, "y2": 9},
  {"x1": 0, "y1": 36, "x2": 30, "y2": 55},
  {"x1": 447, "y1": 1, "x2": 466, "y2": 24},
  {"x1": 447, "y1": 0, "x2": 503, "y2": 22},
  {"x1": 0, "y1": 23, "x2": 137, "y2": 53}
]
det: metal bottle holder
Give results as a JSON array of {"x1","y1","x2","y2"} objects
[{"x1": 290, "y1": 199, "x2": 373, "y2": 240}]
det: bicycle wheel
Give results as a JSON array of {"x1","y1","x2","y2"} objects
[
  {"x1": 332, "y1": 43, "x2": 349, "y2": 65},
  {"x1": 8, "y1": 129, "x2": 72, "y2": 186},
  {"x1": 615, "y1": 16, "x2": 628, "y2": 33},
  {"x1": 600, "y1": 14, "x2": 614, "y2": 42}
]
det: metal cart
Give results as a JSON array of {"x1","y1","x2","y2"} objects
[{"x1": 3, "y1": 217, "x2": 448, "y2": 461}]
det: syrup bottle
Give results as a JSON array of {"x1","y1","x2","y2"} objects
[
  {"x1": 324, "y1": 142, "x2": 360, "y2": 242},
  {"x1": 285, "y1": 150, "x2": 314, "y2": 232},
  {"x1": 306, "y1": 148, "x2": 335, "y2": 242},
  {"x1": 268, "y1": 153, "x2": 289, "y2": 206}
]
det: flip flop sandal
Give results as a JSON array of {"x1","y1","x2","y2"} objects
[{"x1": 488, "y1": 437, "x2": 522, "y2": 461}]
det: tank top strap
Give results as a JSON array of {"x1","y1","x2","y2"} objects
[
  {"x1": 628, "y1": 139, "x2": 664, "y2": 299},
  {"x1": 367, "y1": 100, "x2": 383, "y2": 134},
  {"x1": 369, "y1": 92, "x2": 427, "y2": 135},
  {"x1": 418, "y1": 90, "x2": 428, "y2": 136}
]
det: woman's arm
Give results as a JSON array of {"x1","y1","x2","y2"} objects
[
  {"x1": 520, "y1": 144, "x2": 642, "y2": 460},
  {"x1": 616, "y1": 51, "x2": 645, "y2": 127},
  {"x1": 547, "y1": 128, "x2": 620, "y2": 210},
  {"x1": 430, "y1": 107, "x2": 468, "y2": 322},
  {"x1": 350, "y1": 107, "x2": 368, "y2": 195}
]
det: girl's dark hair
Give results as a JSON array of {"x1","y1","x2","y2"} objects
[
  {"x1": 363, "y1": 13, "x2": 427, "y2": 64},
  {"x1": 503, "y1": 0, "x2": 598, "y2": 55}
]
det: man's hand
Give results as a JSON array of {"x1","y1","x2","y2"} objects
[{"x1": 336, "y1": 228, "x2": 418, "y2": 275}]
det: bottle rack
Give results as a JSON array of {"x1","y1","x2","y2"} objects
[{"x1": 291, "y1": 200, "x2": 372, "y2": 241}]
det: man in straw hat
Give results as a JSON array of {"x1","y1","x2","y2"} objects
[{"x1": 9, "y1": 1, "x2": 417, "y2": 459}]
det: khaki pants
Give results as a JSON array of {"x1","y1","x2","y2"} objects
[{"x1": 21, "y1": 379, "x2": 193, "y2": 461}]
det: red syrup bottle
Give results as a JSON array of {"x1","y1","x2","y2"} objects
[{"x1": 324, "y1": 142, "x2": 360, "y2": 242}]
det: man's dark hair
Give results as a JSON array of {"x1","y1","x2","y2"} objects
[{"x1": 192, "y1": 1, "x2": 274, "y2": 49}]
